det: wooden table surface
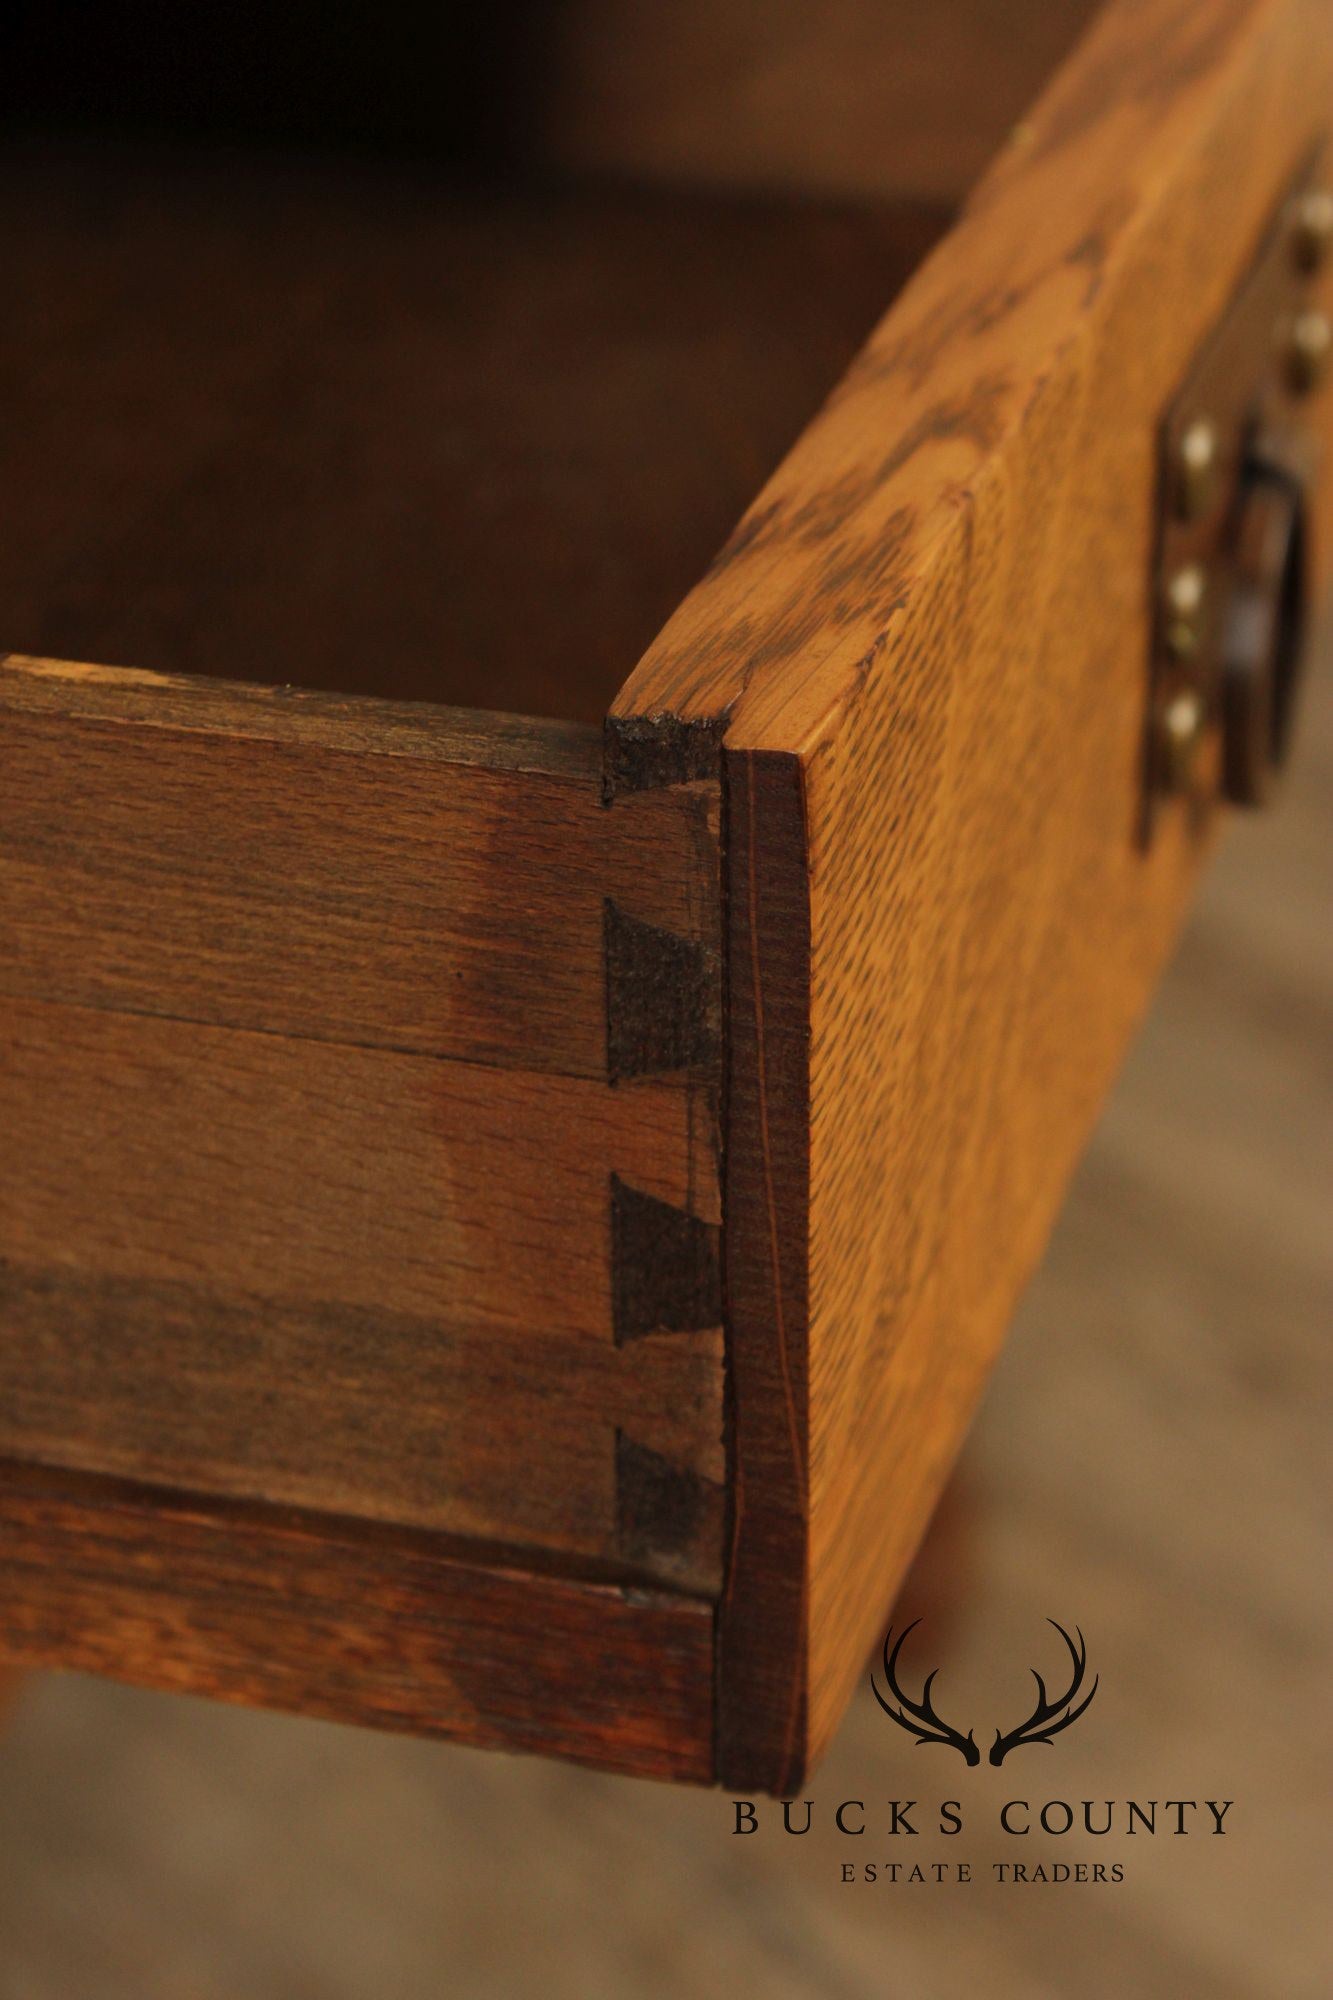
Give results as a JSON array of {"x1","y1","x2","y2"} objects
[{"x1": 0, "y1": 631, "x2": 1328, "y2": 1997}]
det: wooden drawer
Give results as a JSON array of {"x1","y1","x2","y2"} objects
[{"x1": 2, "y1": 0, "x2": 1330, "y2": 1787}]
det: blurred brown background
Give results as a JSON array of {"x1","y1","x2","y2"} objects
[{"x1": 0, "y1": 628, "x2": 1327, "y2": 1997}]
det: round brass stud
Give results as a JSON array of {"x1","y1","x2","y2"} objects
[
  {"x1": 1176, "y1": 416, "x2": 1220, "y2": 520},
  {"x1": 1164, "y1": 562, "x2": 1207, "y2": 660},
  {"x1": 1291, "y1": 188, "x2": 1333, "y2": 273},
  {"x1": 1158, "y1": 688, "x2": 1206, "y2": 791},
  {"x1": 1286, "y1": 309, "x2": 1331, "y2": 396}
]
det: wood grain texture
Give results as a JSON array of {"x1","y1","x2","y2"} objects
[
  {"x1": 1, "y1": 653, "x2": 724, "y2": 1593},
  {"x1": 795, "y1": 7, "x2": 1329, "y2": 1772},
  {"x1": 0, "y1": 1259, "x2": 724, "y2": 1580},
  {"x1": 0, "y1": 655, "x2": 713, "y2": 1079},
  {"x1": 607, "y1": 0, "x2": 1333, "y2": 1780},
  {"x1": 613, "y1": 0, "x2": 1333, "y2": 743},
  {"x1": 0, "y1": 1463, "x2": 715, "y2": 1784},
  {"x1": 716, "y1": 752, "x2": 810, "y2": 1793},
  {"x1": 0, "y1": 992, "x2": 725, "y2": 1586}
]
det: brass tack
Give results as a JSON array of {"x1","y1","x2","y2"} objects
[
  {"x1": 1164, "y1": 563, "x2": 1207, "y2": 660},
  {"x1": 1176, "y1": 417, "x2": 1220, "y2": 520},
  {"x1": 1159, "y1": 688, "x2": 1206, "y2": 790},
  {"x1": 1285, "y1": 309, "x2": 1331, "y2": 396},
  {"x1": 1291, "y1": 188, "x2": 1333, "y2": 273}
]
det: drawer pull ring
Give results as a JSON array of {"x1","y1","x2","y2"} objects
[
  {"x1": 1220, "y1": 460, "x2": 1309, "y2": 807},
  {"x1": 1145, "y1": 159, "x2": 1326, "y2": 836}
]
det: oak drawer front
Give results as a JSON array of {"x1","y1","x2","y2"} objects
[
  {"x1": 2, "y1": 0, "x2": 1330, "y2": 1786},
  {"x1": 609, "y1": 0, "x2": 1333, "y2": 1787}
]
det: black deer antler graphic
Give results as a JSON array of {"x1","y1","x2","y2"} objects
[
  {"x1": 989, "y1": 1620, "x2": 1099, "y2": 1766},
  {"x1": 870, "y1": 1621, "x2": 980, "y2": 1765}
]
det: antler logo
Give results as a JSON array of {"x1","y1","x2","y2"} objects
[
  {"x1": 988, "y1": 1619, "x2": 1098, "y2": 1766},
  {"x1": 871, "y1": 1619, "x2": 1099, "y2": 1767},
  {"x1": 871, "y1": 1621, "x2": 980, "y2": 1765}
]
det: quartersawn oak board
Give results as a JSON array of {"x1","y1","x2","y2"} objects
[{"x1": 612, "y1": 0, "x2": 1333, "y2": 1786}]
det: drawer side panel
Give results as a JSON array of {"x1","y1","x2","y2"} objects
[
  {"x1": 0, "y1": 658, "x2": 724, "y2": 1602},
  {"x1": 0, "y1": 656, "x2": 710, "y2": 1078}
]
